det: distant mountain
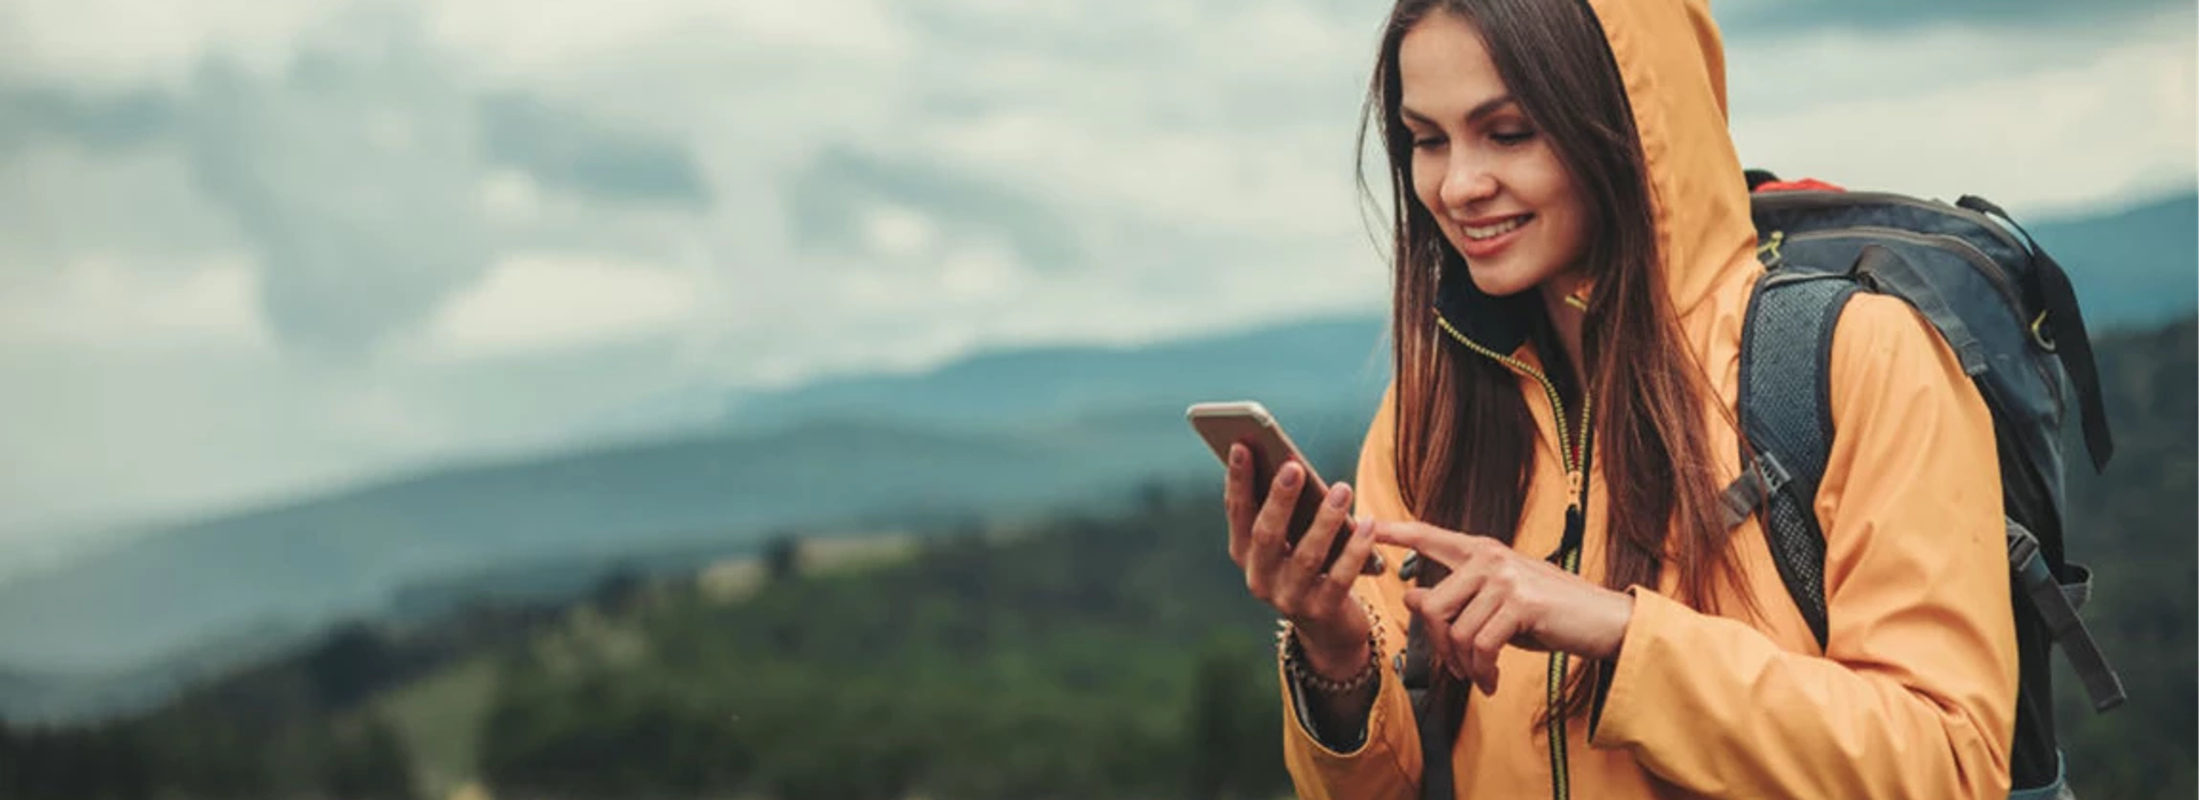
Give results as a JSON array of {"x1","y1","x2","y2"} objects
[
  {"x1": 721, "y1": 315, "x2": 1393, "y2": 435},
  {"x1": 2029, "y1": 192, "x2": 2198, "y2": 329},
  {"x1": 0, "y1": 417, "x2": 1218, "y2": 673},
  {"x1": 0, "y1": 311, "x2": 1397, "y2": 715}
]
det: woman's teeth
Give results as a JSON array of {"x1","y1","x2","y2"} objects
[{"x1": 1463, "y1": 215, "x2": 1529, "y2": 240}]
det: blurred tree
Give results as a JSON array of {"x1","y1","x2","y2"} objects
[
  {"x1": 1186, "y1": 642, "x2": 1244, "y2": 800},
  {"x1": 478, "y1": 663, "x2": 750, "y2": 800},
  {"x1": 764, "y1": 533, "x2": 802, "y2": 584},
  {"x1": 306, "y1": 622, "x2": 399, "y2": 712},
  {"x1": 1186, "y1": 637, "x2": 1290, "y2": 800},
  {"x1": 590, "y1": 561, "x2": 647, "y2": 613},
  {"x1": 1138, "y1": 479, "x2": 1173, "y2": 516},
  {"x1": 323, "y1": 717, "x2": 420, "y2": 800}
]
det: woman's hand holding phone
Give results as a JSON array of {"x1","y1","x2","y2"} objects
[{"x1": 1223, "y1": 442, "x2": 1380, "y2": 681}]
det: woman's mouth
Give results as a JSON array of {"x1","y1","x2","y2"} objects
[
  {"x1": 1457, "y1": 214, "x2": 1533, "y2": 259},
  {"x1": 1462, "y1": 214, "x2": 1533, "y2": 240}
]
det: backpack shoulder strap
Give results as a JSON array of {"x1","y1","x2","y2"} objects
[{"x1": 1725, "y1": 266, "x2": 1861, "y2": 650}]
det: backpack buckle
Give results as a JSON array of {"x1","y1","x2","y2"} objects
[
  {"x1": 1756, "y1": 230, "x2": 1787, "y2": 268},
  {"x1": 2029, "y1": 310, "x2": 2058, "y2": 353},
  {"x1": 1755, "y1": 451, "x2": 1792, "y2": 495},
  {"x1": 2006, "y1": 523, "x2": 2042, "y2": 573}
]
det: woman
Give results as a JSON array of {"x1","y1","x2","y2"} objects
[{"x1": 1220, "y1": 0, "x2": 2019, "y2": 798}]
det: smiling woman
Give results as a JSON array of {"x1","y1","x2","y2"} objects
[
  {"x1": 1396, "y1": 15, "x2": 1591, "y2": 304},
  {"x1": 1220, "y1": 0, "x2": 2030, "y2": 798}
]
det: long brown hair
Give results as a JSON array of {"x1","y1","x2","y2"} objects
[{"x1": 1359, "y1": 0, "x2": 1746, "y2": 718}]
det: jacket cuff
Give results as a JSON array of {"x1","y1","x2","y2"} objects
[
  {"x1": 1279, "y1": 649, "x2": 1376, "y2": 756},
  {"x1": 1288, "y1": 662, "x2": 1373, "y2": 752},
  {"x1": 1587, "y1": 585, "x2": 1675, "y2": 750},
  {"x1": 1277, "y1": 645, "x2": 1423, "y2": 800}
]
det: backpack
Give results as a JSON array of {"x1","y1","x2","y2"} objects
[
  {"x1": 1727, "y1": 172, "x2": 2125, "y2": 797},
  {"x1": 1400, "y1": 173, "x2": 2127, "y2": 800}
]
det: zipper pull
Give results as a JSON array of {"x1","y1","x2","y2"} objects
[
  {"x1": 1547, "y1": 505, "x2": 1584, "y2": 566},
  {"x1": 1549, "y1": 471, "x2": 1585, "y2": 566}
]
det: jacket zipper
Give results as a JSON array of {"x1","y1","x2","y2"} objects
[{"x1": 1436, "y1": 313, "x2": 1591, "y2": 800}]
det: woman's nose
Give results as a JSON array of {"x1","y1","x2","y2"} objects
[{"x1": 1439, "y1": 156, "x2": 1498, "y2": 211}]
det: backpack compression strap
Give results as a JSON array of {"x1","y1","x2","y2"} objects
[
  {"x1": 1955, "y1": 195, "x2": 2115, "y2": 473},
  {"x1": 2009, "y1": 521, "x2": 2129, "y2": 711}
]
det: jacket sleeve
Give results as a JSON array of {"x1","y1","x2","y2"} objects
[
  {"x1": 1278, "y1": 384, "x2": 1426, "y2": 800},
  {"x1": 1586, "y1": 295, "x2": 2020, "y2": 799}
]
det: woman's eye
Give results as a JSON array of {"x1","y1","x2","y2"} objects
[
  {"x1": 1492, "y1": 130, "x2": 1536, "y2": 146},
  {"x1": 1413, "y1": 136, "x2": 1446, "y2": 151}
]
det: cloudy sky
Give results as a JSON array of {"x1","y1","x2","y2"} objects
[{"x1": 0, "y1": 0, "x2": 2192, "y2": 572}]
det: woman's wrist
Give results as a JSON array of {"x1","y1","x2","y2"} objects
[
  {"x1": 1595, "y1": 587, "x2": 1637, "y2": 660},
  {"x1": 1301, "y1": 635, "x2": 1374, "y2": 682},
  {"x1": 1281, "y1": 595, "x2": 1384, "y2": 690}
]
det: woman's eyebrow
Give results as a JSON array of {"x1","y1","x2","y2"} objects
[{"x1": 1400, "y1": 95, "x2": 1519, "y2": 127}]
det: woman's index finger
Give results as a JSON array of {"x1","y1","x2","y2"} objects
[{"x1": 1370, "y1": 520, "x2": 1468, "y2": 566}]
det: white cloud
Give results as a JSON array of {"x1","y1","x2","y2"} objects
[
  {"x1": 476, "y1": 167, "x2": 545, "y2": 223},
  {"x1": 415, "y1": 251, "x2": 700, "y2": 361},
  {"x1": 1733, "y1": 28, "x2": 2200, "y2": 217},
  {"x1": 862, "y1": 202, "x2": 943, "y2": 258},
  {"x1": 0, "y1": 253, "x2": 276, "y2": 353},
  {"x1": 183, "y1": 22, "x2": 497, "y2": 360},
  {"x1": 936, "y1": 240, "x2": 1025, "y2": 302},
  {"x1": 0, "y1": 0, "x2": 353, "y2": 89},
  {"x1": 1727, "y1": 18, "x2": 2134, "y2": 115},
  {"x1": 0, "y1": 143, "x2": 241, "y2": 266},
  {"x1": 423, "y1": 0, "x2": 911, "y2": 83}
]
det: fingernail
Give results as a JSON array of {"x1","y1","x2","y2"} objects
[
  {"x1": 1325, "y1": 483, "x2": 1351, "y2": 509},
  {"x1": 1229, "y1": 444, "x2": 1246, "y2": 466},
  {"x1": 1279, "y1": 463, "x2": 1301, "y2": 488}
]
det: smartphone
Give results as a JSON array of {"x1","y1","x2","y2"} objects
[{"x1": 1186, "y1": 401, "x2": 1380, "y2": 575}]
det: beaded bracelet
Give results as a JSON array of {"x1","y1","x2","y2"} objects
[{"x1": 1277, "y1": 594, "x2": 1385, "y2": 695}]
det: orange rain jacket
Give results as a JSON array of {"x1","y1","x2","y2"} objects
[{"x1": 1277, "y1": 1, "x2": 2020, "y2": 798}]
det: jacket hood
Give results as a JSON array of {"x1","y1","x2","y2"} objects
[{"x1": 1437, "y1": 0, "x2": 1761, "y2": 352}]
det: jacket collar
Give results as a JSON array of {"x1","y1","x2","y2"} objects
[{"x1": 1434, "y1": 265, "x2": 1540, "y2": 357}]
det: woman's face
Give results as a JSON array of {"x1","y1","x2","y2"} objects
[{"x1": 1399, "y1": 11, "x2": 1589, "y2": 299}]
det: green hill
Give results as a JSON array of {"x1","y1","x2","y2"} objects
[{"x1": 0, "y1": 416, "x2": 1237, "y2": 717}]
